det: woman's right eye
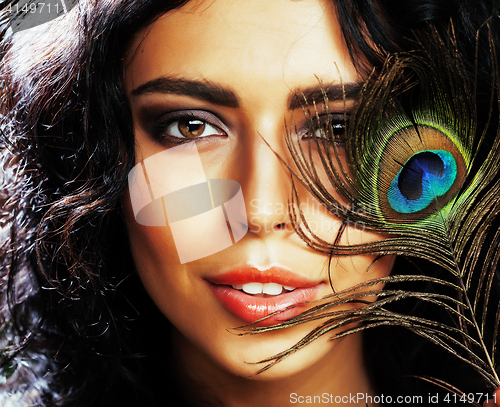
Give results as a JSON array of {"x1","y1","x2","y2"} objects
[
  {"x1": 165, "y1": 118, "x2": 226, "y2": 139},
  {"x1": 150, "y1": 110, "x2": 229, "y2": 143}
]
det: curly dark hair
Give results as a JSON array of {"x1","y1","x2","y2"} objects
[{"x1": 0, "y1": 0, "x2": 498, "y2": 406}]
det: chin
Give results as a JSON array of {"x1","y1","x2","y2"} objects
[{"x1": 174, "y1": 314, "x2": 349, "y2": 382}]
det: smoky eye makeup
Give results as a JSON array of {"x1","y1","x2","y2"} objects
[
  {"x1": 298, "y1": 112, "x2": 350, "y2": 144},
  {"x1": 147, "y1": 109, "x2": 230, "y2": 144}
]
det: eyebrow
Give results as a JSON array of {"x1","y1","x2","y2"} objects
[
  {"x1": 131, "y1": 77, "x2": 362, "y2": 110},
  {"x1": 131, "y1": 77, "x2": 240, "y2": 108},
  {"x1": 287, "y1": 82, "x2": 362, "y2": 110}
]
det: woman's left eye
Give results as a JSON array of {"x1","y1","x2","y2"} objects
[
  {"x1": 165, "y1": 118, "x2": 225, "y2": 139},
  {"x1": 302, "y1": 114, "x2": 349, "y2": 143},
  {"x1": 311, "y1": 122, "x2": 346, "y2": 142}
]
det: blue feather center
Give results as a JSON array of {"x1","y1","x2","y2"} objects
[{"x1": 388, "y1": 150, "x2": 457, "y2": 213}]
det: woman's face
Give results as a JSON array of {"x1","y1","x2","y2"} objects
[{"x1": 123, "y1": 0, "x2": 393, "y2": 382}]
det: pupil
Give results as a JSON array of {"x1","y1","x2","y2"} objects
[
  {"x1": 179, "y1": 119, "x2": 205, "y2": 137},
  {"x1": 330, "y1": 123, "x2": 346, "y2": 140}
]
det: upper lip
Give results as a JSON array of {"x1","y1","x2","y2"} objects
[{"x1": 206, "y1": 265, "x2": 321, "y2": 287}]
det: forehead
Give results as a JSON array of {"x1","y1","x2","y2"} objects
[{"x1": 123, "y1": 0, "x2": 360, "y2": 99}]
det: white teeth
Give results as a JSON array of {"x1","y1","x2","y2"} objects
[
  {"x1": 232, "y1": 282, "x2": 297, "y2": 295},
  {"x1": 262, "y1": 283, "x2": 283, "y2": 295},
  {"x1": 242, "y1": 282, "x2": 263, "y2": 295}
]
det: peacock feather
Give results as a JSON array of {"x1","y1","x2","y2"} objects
[{"x1": 237, "y1": 21, "x2": 500, "y2": 399}]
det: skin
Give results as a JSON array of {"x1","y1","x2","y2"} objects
[{"x1": 122, "y1": 0, "x2": 395, "y2": 405}]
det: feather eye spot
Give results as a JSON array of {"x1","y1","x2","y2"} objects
[
  {"x1": 388, "y1": 150, "x2": 457, "y2": 214},
  {"x1": 374, "y1": 124, "x2": 468, "y2": 222}
]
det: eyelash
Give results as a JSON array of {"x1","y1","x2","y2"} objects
[
  {"x1": 301, "y1": 113, "x2": 349, "y2": 144},
  {"x1": 150, "y1": 110, "x2": 349, "y2": 144},
  {"x1": 151, "y1": 110, "x2": 228, "y2": 144}
]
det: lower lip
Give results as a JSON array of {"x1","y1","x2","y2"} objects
[{"x1": 208, "y1": 283, "x2": 324, "y2": 326}]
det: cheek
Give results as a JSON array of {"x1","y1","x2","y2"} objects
[
  {"x1": 334, "y1": 252, "x2": 394, "y2": 289},
  {"x1": 334, "y1": 224, "x2": 395, "y2": 290},
  {"x1": 292, "y1": 198, "x2": 394, "y2": 298},
  {"x1": 122, "y1": 191, "x2": 217, "y2": 328},
  {"x1": 124, "y1": 214, "x2": 179, "y2": 268},
  {"x1": 122, "y1": 192, "x2": 182, "y2": 308}
]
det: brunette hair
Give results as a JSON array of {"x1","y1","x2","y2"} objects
[{"x1": 0, "y1": 0, "x2": 498, "y2": 405}]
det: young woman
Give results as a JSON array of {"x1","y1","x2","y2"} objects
[{"x1": 0, "y1": 0, "x2": 499, "y2": 406}]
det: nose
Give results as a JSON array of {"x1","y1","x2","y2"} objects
[{"x1": 233, "y1": 123, "x2": 293, "y2": 237}]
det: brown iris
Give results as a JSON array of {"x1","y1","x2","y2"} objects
[{"x1": 178, "y1": 119, "x2": 206, "y2": 138}]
